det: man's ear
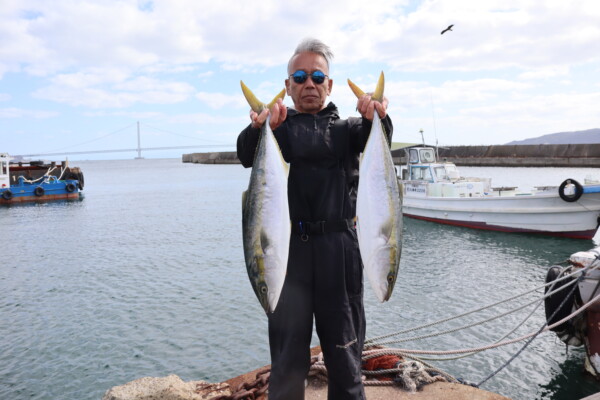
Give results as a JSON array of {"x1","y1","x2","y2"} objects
[
  {"x1": 327, "y1": 79, "x2": 333, "y2": 95},
  {"x1": 285, "y1": 79, "x2": 291, "y2": 95}
]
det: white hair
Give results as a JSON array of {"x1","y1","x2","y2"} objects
[{"x1": 287, "y1": 38, "x2": 334, "y2": 74}]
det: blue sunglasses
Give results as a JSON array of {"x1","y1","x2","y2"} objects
[{"x1": 289, "y1": 70, "x2": 328, "y2": 84}]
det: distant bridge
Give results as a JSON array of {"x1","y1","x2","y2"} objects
[
  {"x1": 16, "y1": 144, "x2": 233, "y2": 158},
  {"x1": 13, "y1": 121, "x2": 234, "y2": 159}
]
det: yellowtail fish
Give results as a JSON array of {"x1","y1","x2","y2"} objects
[
  {"x1": 348, "y1": 72, "x2": 403, "y2": 302},
  {"x1": 240, "y1": 82, "x2": 289, "y2": 313}
]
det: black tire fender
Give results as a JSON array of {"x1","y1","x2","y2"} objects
[
  {"x1": 2, "y1": 190, "x2": 13, "y2": 200},
  {"x1": 34, "y1": 186, "x2": 45, "y2": 197},
  {"x1": 558, "y1": 179, "x2": 583, "y2": 202},
  {"x1": 544, "y1": 265, "x2": 577, "y2": 333},
  {"x1": 77, "y1": 172, "x2": 84, "y2": 190},
  {"x1": 66, "y1": 183, "x2": 76, "y2": 193}
]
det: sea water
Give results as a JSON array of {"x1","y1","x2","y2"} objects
[{"x1": 1, "y1": 158, "x2": 600, "y2": 400}]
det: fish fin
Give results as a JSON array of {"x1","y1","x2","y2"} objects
[
  {"x1": 260, "y1": 228, "x2": 270, "y2": 255},
  {"x1": 372, "y1": 71, "x2": 385, "y2": 102},
  {"x1": 380, "y1": 215, "x2": 394, "y2": 238},
  {"x1": 266, "y1": 89, "x2": 286, "y2": 109},
  {"x1": 240, "y1": 81, "x2": 265, "y2": 113}
]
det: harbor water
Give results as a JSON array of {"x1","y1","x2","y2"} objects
[{"x1": 2, "y1": 158, "x2": 600, "y2": 400}]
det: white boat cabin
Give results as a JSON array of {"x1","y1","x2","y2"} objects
[
  {"x1": 400, "y1": 146, "x2": 493, "y2": 198},
  {"x1": 403, "y1": 147, "x2": 461, "y2": 183},
  {"x1": 0, "y1": 153, "x2": 10, "y2": 189}
]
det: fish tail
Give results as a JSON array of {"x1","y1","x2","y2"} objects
[
  {"x1": 347, "y1": 71, "x2": 385, "y2": 101},
  {"x1": 241, "y1": 82, "x2": 286, "y2": 113}
]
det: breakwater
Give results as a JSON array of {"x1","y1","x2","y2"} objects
[
  {"x1": 183, "y1": 143, "x2": 600, "y2": 167},
  {"x1": 431, "y1": 143, "x2": 600, "y2": 167},
  {"x1": 182, "y1": 151, "x2": 239, "y2": 164}
]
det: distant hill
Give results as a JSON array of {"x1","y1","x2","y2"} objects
[{"x1": 506, "y1": 128, "x2": 600, "y2": 145}]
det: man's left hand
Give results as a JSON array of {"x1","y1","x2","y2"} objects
[{"x1": 357, "y1": 94, "x2": 388, "y2": 121}]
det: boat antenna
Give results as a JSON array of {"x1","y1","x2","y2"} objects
[
  {"x1": 419, "y1": 129, "x2": 424, "y2": 145},
  {"x1": 430, "y1": 89, "x2": 440, "y2": 161}
]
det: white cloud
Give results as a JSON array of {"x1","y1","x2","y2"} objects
[
  {"x1": 198, "y1": 71, "x2": 214, "y2": 79},
  {"x1": 166, "y1": 112, "x2": 246, "y2": 125},
  {"x1": 0, "y1": 107, "x2": 57, "y2": 119},
  {"x1": 517, "y1": 67, "x2": 570, "y2": 80},
  {"x1": 1, "y1": 0, "x2": 600, "y2": 153},
  {"x1": 2, "y1": 0, "x2": 599, "y2": 79},
  {"x1": 83, "y1": 110, "x2": 165, "y2": 119},
  {"x1": 196, "y1": 91, "x2": 246, "y2": 110},
  {"x1": 33, "y1": 72, "x2": 195, "y2": 108}
]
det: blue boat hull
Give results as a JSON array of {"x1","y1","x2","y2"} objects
[{"x1": 0, "y1": 179, "x2": 82, "y2": 204}]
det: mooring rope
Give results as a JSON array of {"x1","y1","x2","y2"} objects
[
  {"x1": 365, "y1": 265, "x2": 582, "y2": 344},
  {"x1": 368, "y1": 288, "x2": 600, "y2": 356},
  {"x1": 476, "y1": 267, "x2": 586, "y2": 387},
  {"x1": 414, "y1": 285, "x2": 548, "y2": 362},
  {"x1": 370, "y1": 277, "x2": 580, "y2": 346}
]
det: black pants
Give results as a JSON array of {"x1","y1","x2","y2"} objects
[{"x1": 267, "y1": 229, "x2": 366, "y2": 400}]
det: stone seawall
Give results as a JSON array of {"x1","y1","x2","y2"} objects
[
  {"x1": 182, "y1": 151, "x2": 239, "y2": 164},
  {"x1": 393, "y1": 143, "x2": 600, "y2": 167},
  {"x1": 436, "y1": 143, "x2": 600, "y2": 167},
  {"x1": 184, "y1": 144, "x2": 600, "y2": 167}
]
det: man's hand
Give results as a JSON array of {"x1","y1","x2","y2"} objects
[
  {"x1": 250, "y1": 98, "x2": 287, "y2": 130},
  {"x1": 357, "y1": 94, "x2": 388, "y2": 121}
]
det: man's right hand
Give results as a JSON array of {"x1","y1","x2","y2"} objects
[{"x1": 250, "y1": 98, "x2": 287, "y2": 130}]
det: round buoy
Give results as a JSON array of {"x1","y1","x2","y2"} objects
[
  {"x1": 66, "y1": 183, "x2": 76, "y2": 193},
  {"x1": 558, "y1": 179, "x2": 583, "y2": 202},
  {"x1": 34, "y1": 186, "x2": 45, "y2": 197},
  {"x1": 2, "y1": 190, "x2": 13, "y2": 200}
]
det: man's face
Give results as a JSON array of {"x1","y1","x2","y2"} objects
[{"x1": 286, "y1": 52, "x2": 333, "y2": 114}]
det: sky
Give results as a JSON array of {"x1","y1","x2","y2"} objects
[{"x1": 1, "y1": 0, "x2": 600, "y2": 160}]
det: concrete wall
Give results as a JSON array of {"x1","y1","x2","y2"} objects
[
  {"x1": 184, "y1": 144, "x2": 600, "y2": 167},
  {"x1": 182, "y1": 151, "x2": 240, "y2": 164},
  {"x1": 391, "y1": 144, "x2": 600, "y2": 167}
]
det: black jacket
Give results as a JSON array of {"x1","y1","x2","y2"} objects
[{"x1": 237, "y1": 102, "x2": 393, "y2": 222}]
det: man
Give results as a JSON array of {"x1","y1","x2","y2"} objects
[{"x1": 237, "y1": 38, "x2": 393, "y2": 400}]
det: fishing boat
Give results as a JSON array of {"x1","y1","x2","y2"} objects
[
  {"x1": 0, "y1": 153, "x2": 84, "y2": 204},
  {"x1": 544, "y1": 245, "x2": 600, "y2": 378},
  {"x1": 398, "y1": 146, "x2": 600, "y2": 239}
]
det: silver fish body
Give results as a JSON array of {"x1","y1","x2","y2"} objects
[
  {"x1": 356, "y1": 112, "x2": 403, "y2": 302},
  {"x1": 242, "y1": 116, "x2": 290, "y2": 313}
]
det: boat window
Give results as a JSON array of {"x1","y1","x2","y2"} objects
[
  {"x1": 445, "y1": 165, "x2": 460, "y2": 180},
  {"x1": 409, "y1": 149, "x2": 419, "y2": 163},
  {"x1": 434, "y1": 166, "x2": 448, "y2": 180},
  {"x1": 410, "y1": 166, "x2": 433, "y2": 181},
  {"x1": 1, "y1": 162, "x2": 7, "y2": 175},
  {"x1": 420, "y1": 149, "x2": 436, "y2": 163}
]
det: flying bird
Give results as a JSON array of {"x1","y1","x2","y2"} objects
[{"x1": 441, "y1": 24, "x2": 454, "y2": 35}]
